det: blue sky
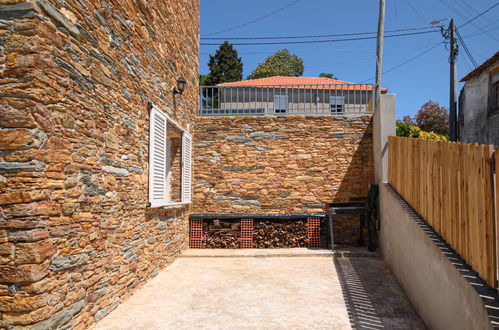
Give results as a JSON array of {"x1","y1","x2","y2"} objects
[{"x1": 199, "y1": 0, "x2": 499, "y2": 119}]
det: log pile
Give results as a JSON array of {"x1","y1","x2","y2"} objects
[
  {"x1": 200, "y1": 219, "x2": 310, "y2": 248},
  {"x1": 253, "y1": 220, "x2": 307, "y2": 248},
  {"x1": 203, "y1": 220, "x2": 240, "y2": 248}
]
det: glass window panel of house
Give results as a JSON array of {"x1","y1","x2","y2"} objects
[{"x1": 330, "y1": 96, "x2": 345, "y2": 113}]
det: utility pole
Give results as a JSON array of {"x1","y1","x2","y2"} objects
[
  {"x1": 449, "y1": 19, "x2": 458, "y2": 141},
  {"x1": 375, "y1": 0, "x2": 386, "y2": 106}
]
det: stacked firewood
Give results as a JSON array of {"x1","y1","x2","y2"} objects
[
  {"x1": 203, "y1": 220, "x2": 240, "y2": 248},
  {"x1": 253, "y1": 220, "x2": 307, "y2": 248}
]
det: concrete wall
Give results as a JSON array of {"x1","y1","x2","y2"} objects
[
  {"x1": 380, "y1": 184, "x2": 494, "y2": 330},
  {"x1": 0, "y1": 0, "x2": 199, "y2": 328},
  {"x1": 460, "y1": 60, "x2": 499, "y2": 147},
  {"x1": 372, "y1": 94, "x2": 395, "y2": 184}
]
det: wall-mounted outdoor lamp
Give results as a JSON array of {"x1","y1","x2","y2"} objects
[{"x1": 172, "y1": 77, "x2": 187, "y2": 95}]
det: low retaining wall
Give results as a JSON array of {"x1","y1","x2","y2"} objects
[{"x1": 380, "y1": 184, "x2": 497, "y2": 330}]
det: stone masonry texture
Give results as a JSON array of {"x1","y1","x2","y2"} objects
[
  {"x1": 193, "y1": 115, "x2": 374, "y2": 242},
  {"x1": 0, "y1": 0, "x2": 199, "y2": 328}
]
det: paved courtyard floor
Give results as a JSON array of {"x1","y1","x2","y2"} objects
[{"x1": 94, "y1": 249, "x2": 425, "y2": 329}]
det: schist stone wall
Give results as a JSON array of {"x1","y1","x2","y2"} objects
[
  {"x1": 193, "y1": 115, "x2": 374, "y2": 243},
  {"x1": 0, "y1": 0, "x2": 199, "y2": 328}
]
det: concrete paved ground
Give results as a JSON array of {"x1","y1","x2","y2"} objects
[{"x1": 94, "y1": 249, "x2": 425, "y2": 330}]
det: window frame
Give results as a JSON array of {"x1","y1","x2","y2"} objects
[
  {"x1": 274, "y1": 94, "x2": 288, "y2": 114},
  {"x1": 148, "y1": 104, "x2": 192, "y2": 208},
  {"x1": 330, "y1": 95, "x2": 345, "y2": 114}
]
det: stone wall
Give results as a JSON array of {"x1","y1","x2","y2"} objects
[
  {"x1": 0, "y1": 0, "x2": 199, "y2": 328},
  {"x1": 193, "y1": 115, "x2": 373, "y2": 220}
]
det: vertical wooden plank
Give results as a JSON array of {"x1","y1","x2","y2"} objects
[
  {"x1": 430, "y1": 140, "x2": 436, "y2": 228},
  {"x1": 495, "y1": 147, "x2": 499, "y2": 288},
  {"x1": 447, "y1": 142, "x2": 457, "y2": 246},
  {"x1": 477, "y1": 145, "x2": 486, "y2": 279},
  {"x1": 438, "y1": 141, "x2": 443, "y2": 232},
  {"x1": 458, "y1": 143, "x2": 465, "y2": 259},
  {"x1": 422, "y1": 139, "x2": 427, "y2": 220},
  {"x1": 471, "y1": 144, "x2": 480, "y2": 272},
  {"x1": 449, "y1": 143, "x2": 459, "y2": 246},
  {"x1": 470, "y1": 143, "x2": 476, "y2": 269},
  {"x1": 463, "y1": 143, "x2": 471, "y2": 263},
  {"x1": 483, "y1": 145, "x2": 496, "y2": 287},
  {"x1": 443, "y1": 141, "x2": 449, "y2": 241},
  {"x1": 451, "y1": 143, "x2": 459, "y2": 253}
]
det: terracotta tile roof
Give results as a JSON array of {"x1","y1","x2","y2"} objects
[
  {"x1": 460, "y1": 51, "x2": 499, "y2": 82},
  {"x1": 217, "y1": 76, "x2": 388, "y2": 92}
]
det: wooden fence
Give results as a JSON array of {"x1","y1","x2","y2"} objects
[{"x1": 388, "y1": 136, "x2": 497, "y2": 288}]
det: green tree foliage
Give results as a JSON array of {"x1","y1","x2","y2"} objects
[
  {"x1": 247, "y1": 49, "x2": 304, "y2": 79},
  {"x1": 401, "y1": 114, "x2": 413, "y2": 125},
  {"x1": 199, "y1": 73, "x2": 209, "y2": 86},
  {"x1": 414, "y1": 101, "x2": 449, "y2": 136},
  {"x1": 319, "y1": 72, "x2": 336, "y2": 79},
  {"x1": 403, "y1": 101, "x2": 449, "y2": 136},
  {"x1": 204, "y1": 41, "x2": 243, "y2": 86},
  {"x1": 396, "y1": 121, "x2": 448, "y2": 141},
  {"x1": 397, "y1": 101, "x2": 449, "y2": 136}
]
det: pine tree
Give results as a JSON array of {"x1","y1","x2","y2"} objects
[
  {"x1": 204, "y1": 41, "x2": 243, "y2": 86},
  {"x1": 247, "y1": 49, "x2": 304, "y2": 80},
  {"x1": 319, "y1": 72, "x2": 336, "y2": 79}
]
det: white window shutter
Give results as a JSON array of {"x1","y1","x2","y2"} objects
[
  {"x1": 181, "y1": 132, "x2": 192, "y2": 203},
  {"x1": 148, "y1": 107, "x2": 168, "y2": 207}
]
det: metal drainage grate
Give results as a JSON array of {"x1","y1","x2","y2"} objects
[
  {"x1": 307, "y1": 217, "x2": 321, "y2": 248},
  {"x1": 189, "y1": 219, "x2": 203, "y2": 248},
  {"x1": 240, "y1": 219, "x2": 254, "y2": 249}
]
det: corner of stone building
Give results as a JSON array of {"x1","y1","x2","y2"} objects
[
  {"x1": 1, "y1": 0, "x2": 199, "y2": 328},
  {"x1": 0, "y1": 1, "x2": 59, "y2": 327}
]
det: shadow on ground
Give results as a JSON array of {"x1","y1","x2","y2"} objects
[{"x1": 334, "y1": 256, "x2": 426, "y2": 329}]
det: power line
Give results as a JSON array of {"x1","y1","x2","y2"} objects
[
  {"x1": 455, "y1": 27, "x2": 478, "y2": 67},
  {"x1": 463, "y1": 24, "x2": 499, "y2": 38},
  {"x1": 200, "y1": 30, "x2": 439, "y2": 46},
  {"x1": 359, "y1": 42, "x2": 443, "y2": 83},
  {"x1": 202, "y1": 0, "x2": 300, "y2": 37},
  {"x1": 439, "y1": 0, "x2": 468, "y2": 21},
  {"x1": 405, "y1": 0, "x2": 427, "y2": 24},
  {"x1": 459, "y1": 2, "x2": 499, "y2": 28},
  {"x1": 200, "y1": 26, "x2": 441, "y2": 40},
  {"x1": 306, "y1": 44, "x2": 442, "y2": 69},
  {"x1": 454, "y1": 0, "x2": 497, "y2": 29},
  {"x1": 438, "y1": 0, "x2": 499, "y2": 42},
  {"x1": 199, "y1": 40, "x2": 441, "y2": 56}
]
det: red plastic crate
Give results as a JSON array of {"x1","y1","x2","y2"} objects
[
  {"x1": 240, "y1": 219, "x2": 253, "y2": 249},
  {"x1": 307, "y1": 217, "x2": 321, "y2": 248},
  {"x1": 189, "y1": 219, "x2": 203, "y2": 249}
]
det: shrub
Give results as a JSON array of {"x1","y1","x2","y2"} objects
[{"x1": 396, "y1": 121, "x2": 448, "y2": 141}]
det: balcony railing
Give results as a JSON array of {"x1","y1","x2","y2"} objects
[{"x1": 199, "y1": 84, "x2": 375, "y2": 116}]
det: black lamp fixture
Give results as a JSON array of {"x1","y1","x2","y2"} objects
[{"x1": 172, "y1": 77, "x2": 187, "y2": 95}]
